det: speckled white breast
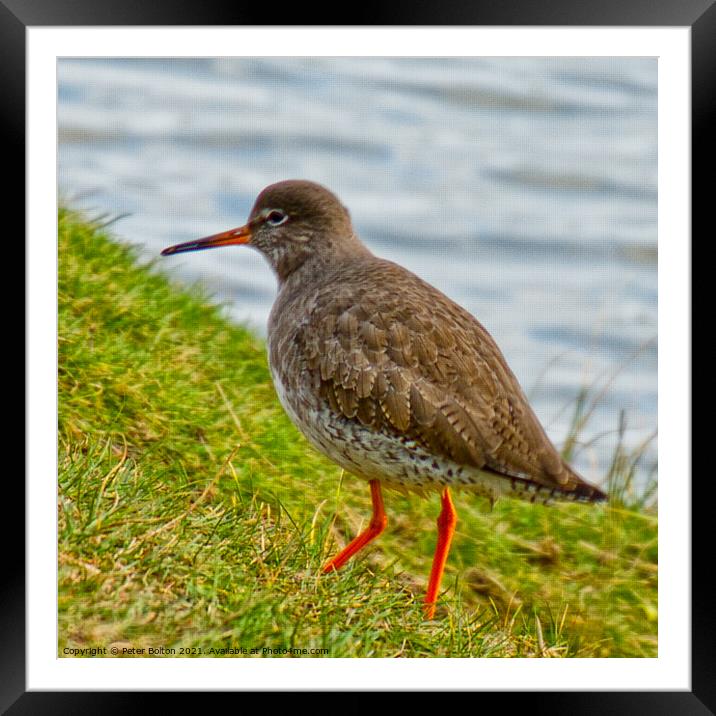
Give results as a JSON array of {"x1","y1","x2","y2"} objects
[{"x1": 268, "y1": 352, "x2": 561, "y2": 504}]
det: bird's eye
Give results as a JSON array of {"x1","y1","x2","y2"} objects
[{"x1": 265, "y1": 210, "x2": 288, "y2": 226}]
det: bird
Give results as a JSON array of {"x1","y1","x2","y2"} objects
[{"x1": 161, "y1": 179, "x2": 607, "y2": 619}]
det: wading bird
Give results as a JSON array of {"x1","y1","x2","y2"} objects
[{"x1": 162, "y1": 180, "x2": 606, "y2": 618}]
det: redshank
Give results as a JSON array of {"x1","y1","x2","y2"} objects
[{"x1": 161, "y1": 180, "x2": 607, "y2": 619}]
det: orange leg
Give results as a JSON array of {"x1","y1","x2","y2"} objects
[
  {"x1": 323, "y1": 479, "x2": 387, "y2": 573},
  {"x1": 424, "y1": 487, "x2": 457, "y2": 619}
]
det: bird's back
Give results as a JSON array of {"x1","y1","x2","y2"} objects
[{"x1": 268, "y1": 254, "x2": 606, "y2": 503}]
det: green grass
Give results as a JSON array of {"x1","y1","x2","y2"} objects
[{"x1": 58, "y1": 208, "x2": 657, "y2": 658}]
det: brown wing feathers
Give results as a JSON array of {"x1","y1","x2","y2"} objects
[{"x1": 298, "y1": 258, "x2": 588, "y2": 494}]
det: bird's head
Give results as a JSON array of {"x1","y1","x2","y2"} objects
[{"x1": 161, "y1": 180, "x2": 366, "y2": 283}]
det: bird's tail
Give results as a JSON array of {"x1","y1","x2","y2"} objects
[
  {"x1": 562, "y1": 463, "x2": 608, "y2": 503},
  {"x1": 568, "y1": 478, "x2": 608, "y2": 503}
]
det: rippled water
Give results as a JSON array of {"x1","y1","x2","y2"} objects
[{"x1": 58, "y1": 57, "x2": 657, "y2": 494}]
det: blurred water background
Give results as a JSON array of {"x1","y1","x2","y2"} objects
[{"x1": 57, "y1": 57, "x2": 657, "y2": 496}]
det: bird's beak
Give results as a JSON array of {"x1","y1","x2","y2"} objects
[{"x1": 161, "y1": 223, "x2": 253, "y2": 256}]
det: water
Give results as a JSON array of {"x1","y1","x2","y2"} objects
[{"x1": 57, "y1": 57, "x2": 657, "y2": 495}]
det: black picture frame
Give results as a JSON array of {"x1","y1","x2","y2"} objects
[{"x1": 9, "y1": 0, "x2": 705, "y2": 712}]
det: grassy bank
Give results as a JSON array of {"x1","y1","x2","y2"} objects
[{"x1": 58, "y1": 208, "x2": 657, "y2": 658}]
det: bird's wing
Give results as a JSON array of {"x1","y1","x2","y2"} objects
[{"x1": 294, "y1": 258, "x2": 582, "y2": 492}]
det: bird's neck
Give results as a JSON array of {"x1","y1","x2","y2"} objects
[{"x1": 274, "y1": 232, "x2": 373, "y2": 288}]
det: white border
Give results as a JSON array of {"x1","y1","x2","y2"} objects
[{"x1": 29, "y1": 27, "x2": 690, "y2": 690}]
